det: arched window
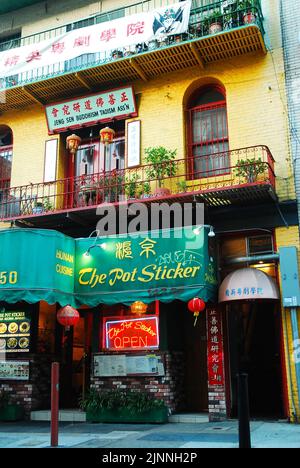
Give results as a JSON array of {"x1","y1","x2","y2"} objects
[
  {"x1": 187, "y1": 85, "x2": 229, "y2": 178},
  {"x1": 0, "y1": 125, "x2": 13, "y2": 190}
]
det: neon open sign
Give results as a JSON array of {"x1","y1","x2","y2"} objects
[{"x1": 104, "y1": 316, "x2": 159, "y2": 351}]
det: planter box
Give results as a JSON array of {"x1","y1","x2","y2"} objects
[
  {"x1": 0, "y1": 405, "x2": 24, "y2": 421},
  {"x1": 86, "y1": 406, "x2": 168, "y2": 424}
]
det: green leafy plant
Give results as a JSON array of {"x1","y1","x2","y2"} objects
[
  {"x1": 43, "y1": 197, "x2": 54, "y2": 211},
  {"x1": 176, "y1": 179, "x2": 187, "y2": 192},
  {"x1": 125, "y1": 173, "x2": 142, "y2": 199},
  {"x1": 144, "y1": 146, "x2": 177, "y2": 188},
  {"x1": 235, "y1": 157, "x2": 266, "y2": 183},
  {"x1": 102, "y1": 172, "x2": 124, "y2": 202},
  {"x1": 237, "y1": 0, "x2": 253, "y2": 11},
  {"x1": 79, "y1": 389, "x2": 166, "y2": 414}
]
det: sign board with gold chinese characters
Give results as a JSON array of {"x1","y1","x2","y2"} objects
[
  {"x1": 0, "y1": 361, "x2": 29, "y2": 380},
  {"x1": 75, "y1": 225, "x2": 217, "y2": 306},
  {"x1": 45, "y1": 86, "x2": 137, "y2": 134},
  {"x1": 0, "y1": 225, "x2": 217, "y2": 307},
  {"x1": 0, "y1": 311, "x2": 31, "y2": 353}
]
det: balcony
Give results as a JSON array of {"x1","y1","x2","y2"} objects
[
  {"x1": 0, "y1": 145, "x2": 276, "y2": 228},
  {"x1": 0, "y1": 0, "x2": 266, "y2": 112}
]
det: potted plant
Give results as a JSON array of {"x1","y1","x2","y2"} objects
[
  {"x1": 144, "y1": 146, "x2": 177, "y2": 197},
  {"x1": 125, "y1": 173, "x2": 142, "y2": 200},
  {"x1": 79, "y1": 388, "x2": 168, "y2": 423},
  {"x1": 104, "y1": 171, "x2": 124, "y2": 203},
  {"x1": 235, "y1": 157, "x2": 266, "y2": 183},
  {"x1": 204, "y1": 9, "x2": 223, "y2": 35},
  {"x1": 0, "y1": 389, "x2": 24, "y2": 421},
  {"x1": 177, "y1": 179, "x2": 187, "y2": 193},
  {"x1": 140, "y1": 181, "x2": 152, "y2": 199},
  {"x1": 237, "y1": 0, "x2": 256, "y2": 25}
]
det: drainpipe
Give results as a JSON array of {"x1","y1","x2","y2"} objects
[
  {"x1": 290, "y1": 307, "x2": 300, "y2": 421},
  {"x1": 283, "y1": 308, "x2": 297, "y2": 422}
]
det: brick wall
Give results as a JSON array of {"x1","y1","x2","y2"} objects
[
  {"x1": 90, "y1": 351, "x2": 185, "y2": 413},
  {"x1": 280, "y1": 0, "x2": 300, "y2": 231},
  {"x1": 0, "y1": 354, "x2": 53, "y2": 417}
]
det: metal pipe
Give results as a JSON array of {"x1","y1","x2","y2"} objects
[
  {"x1": 290, "y1": 307, "x2": 300, "y2": 420},
  {"x1": 224, "y1": 253, "x2": 279, "y2": 265}
]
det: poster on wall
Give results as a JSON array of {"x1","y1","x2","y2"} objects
[
  {"x1": 93, "y1": 353, "x2": 165, "y2": 377},
  {"x1": 0, "y1": 311, "x2": 31, "y2": 353},
  {"x1": 0, "y1": 361, "x2": 29, "y2": 380}
]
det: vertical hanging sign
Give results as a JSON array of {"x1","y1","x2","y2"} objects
[{"x1": 206, "y1": 306, "x2": 225, "y2": 386}]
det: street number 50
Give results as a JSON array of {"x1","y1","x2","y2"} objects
[{"x1": 0, "y1": 271, "x2": 18, "y2": 284}]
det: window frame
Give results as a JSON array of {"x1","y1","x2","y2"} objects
[{"x1": 187, "y1": 86, "x2": 230, "y2": 180}]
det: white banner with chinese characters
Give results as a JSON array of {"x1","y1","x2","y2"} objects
[{"x1": 0, "y1": 0, "x2": 191, "y2": 80}]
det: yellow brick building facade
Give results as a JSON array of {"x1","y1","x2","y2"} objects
[{"x1": 0, "y1": 0, "x2": 299, "y2": 421}]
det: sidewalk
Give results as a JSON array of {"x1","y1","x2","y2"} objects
[{"x1": 0, "y1": 418, "x2": 299, "y2": 448}]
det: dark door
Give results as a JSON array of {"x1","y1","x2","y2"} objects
[
  {"x1": 227, "y1": 301, "x2": 284, "y2": 418},
  {"x1": 58, "y1": 311, "x2": 92, "y2": 408},
  {"x1": 184, "y1": 311, "x2": 208, "y2": 412}
]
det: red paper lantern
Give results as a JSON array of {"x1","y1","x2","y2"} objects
[
  {"x1": 100, "y1": 126, "x2": 115, "y2": 146},
  {"x1": 188, "y1": 297, "x2": 206, "y2": 326},
  {"x1": 57, "y1": 305, "x2": 80, "y2": 330}
]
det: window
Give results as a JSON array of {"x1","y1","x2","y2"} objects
[
  {"x1": 105, "y1": 137, "x2": 125, "y2": 172},
  {"x1": 247, "y1": 235, "x2": 274, "y2": 257},
  {"x1": 187, "y1": 86, "x2": 229, "y2": 178}
]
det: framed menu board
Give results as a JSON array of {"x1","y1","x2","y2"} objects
[
  {"x1": 0, "y1": 311, "x2": 31, "y2": 353},
  {"x1": 93, "y1": 353, "x2": 165, "y2": 377}
]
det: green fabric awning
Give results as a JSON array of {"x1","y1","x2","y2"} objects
[{"x1": 0, "y1": 227, "x2": 217, "y2": 307}]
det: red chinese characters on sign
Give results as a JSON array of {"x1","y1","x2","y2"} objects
[
  {"x1": 104, "y1": 316, "x2": 159, "y2": 351},
  {"x1": 100, "y1": 29, "x2": 116, "y2": 42},
  {"x1": 74, "y1": 36, "x2": 90, "y2": 47},
  {"x1": 5, "y1": 56, "x2": 20, "y2": 67},
  {"x1": 26, "y1": 51, "x2": 42, "y2": 63},
  {"x1": 52, "y1": 42, "x2": 65, "y2": 54},
  {"x1": 127, "y1": 21, "x2": 145, "y2": 36},
  {"x1": 207, "y1": 307, "x2": 225, "y2": 386}
]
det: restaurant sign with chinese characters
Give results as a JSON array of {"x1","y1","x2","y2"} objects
[
  {"x1": 75, "y1": 225, "x2": 217, "y2": 306},
  {"x1": 45, "y1": 86, "x2": 137, "y2": 133},
  {"x1": 0, "y1": 226, "x2": 217, "y2": 307},
  {"x1": 206, "y1": 307, "x2": 225, "y2": 387}
]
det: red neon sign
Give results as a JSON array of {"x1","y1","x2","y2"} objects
[{"x1": 104, "y1": 316, "x2": 159, "y2": 351}]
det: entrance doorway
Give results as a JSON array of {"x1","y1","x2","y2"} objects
[
  {"x1": 226, "y1": 301, "x2": 284, "y2": 419},
  {"x1": 184, "y1": 307, "x2": 208, "y2": 412},
  {"x1": 58, "y1": 310, "x2": 92, "y2": 408}
]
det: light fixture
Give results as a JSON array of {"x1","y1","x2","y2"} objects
[
  {"x1": 99, "y1": 126, "x2": 115, "y2": 146},
  {"x1": 66, "y1": 133, "x2": 82, "y2": 154},
  {"x1": 259, "y1": 260, "x2": 264, "y2": 264},
  {"x1": 84, "y1": 243, "x2": 107, "y2": 256},
  {"x1": 208, "y1": 226, "x2": 215, "y2": 238},
  {"x1": 131, "y1": 301, "x2": 148, "y2": 315},
  {"x1": 193, "y1": 227, "x2": 201, "y2": 235}
]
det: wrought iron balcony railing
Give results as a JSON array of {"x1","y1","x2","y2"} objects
[
  {"x1": 0, "y1": 0, "x2": 264, "y2": 91},
  {"x1": 0, "y1": 145, "x2": 275, "y2": 221}
]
